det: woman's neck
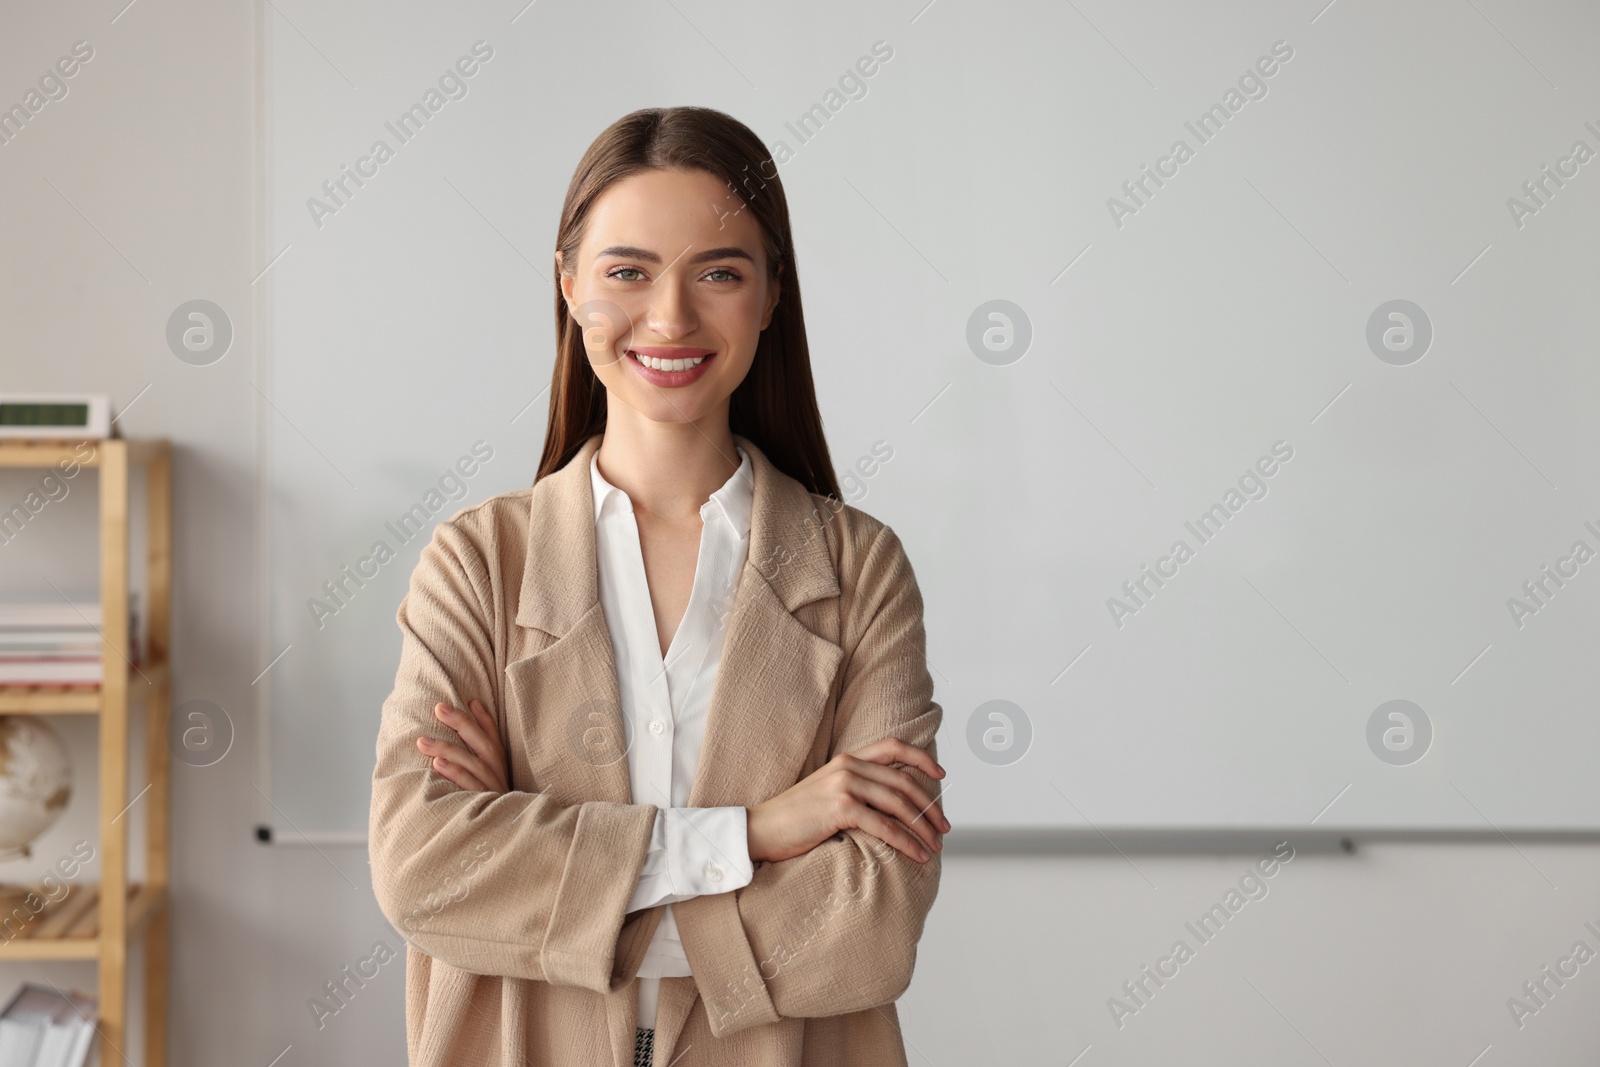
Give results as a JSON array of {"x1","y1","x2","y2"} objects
[{"x1": 593, "y1": 413, "x2": 741, "y2": 523}]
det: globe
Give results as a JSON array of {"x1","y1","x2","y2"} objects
[{"x1": 0, "y1": 715, "x2": 73, "y2": 863}]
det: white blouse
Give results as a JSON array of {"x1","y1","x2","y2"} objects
[{"x1": 589, "y1": 444, "x2": 757, "y2": 1031}]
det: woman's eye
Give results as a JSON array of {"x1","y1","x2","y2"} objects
[{"x1": 607, "y1": 266, "x2": 740, "y2": 283}]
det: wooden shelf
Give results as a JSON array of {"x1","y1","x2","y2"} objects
[
  {"x1": 0, "y1": 436, "x2": 171, "y2": 1064},
  {"x1": 0, "y1": 437, "x2": 169, "y2": 470},
  {"x1": 0, "y1": 658, "x2": 169, "y2": 714},
  {"x1": 0, "y1": 883, "x2": 166, "y2": 961}
]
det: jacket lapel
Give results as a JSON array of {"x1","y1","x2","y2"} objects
[{"x1": 504, "y1": 431, "x2": 844, "y2": 813}]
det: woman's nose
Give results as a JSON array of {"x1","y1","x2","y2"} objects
[{"x1": 642, "y1": 277, "x2": 698, "y2": 337}]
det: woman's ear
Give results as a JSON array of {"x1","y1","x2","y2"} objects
[
  {"x1": 761, "y1": 273, "x2": 781, "y2": 331},
  {"x1": 555, "y1": 252, "x2": 574, "y2": 315}
]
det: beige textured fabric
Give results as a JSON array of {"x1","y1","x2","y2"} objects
[{"x1": 369, "y1": 431, "x2": 943, "y2": 1066}]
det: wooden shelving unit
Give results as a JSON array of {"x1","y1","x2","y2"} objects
[{"x1": 0, "y1": 437, "x2": 170, "y2": 1066}]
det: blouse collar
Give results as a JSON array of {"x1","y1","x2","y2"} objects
[{"x1": 590, "y1": 443, "x2": 753, "y2": 541}]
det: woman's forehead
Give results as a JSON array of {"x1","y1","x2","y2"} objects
[{"x1": 584, "y1": 169, "x2": 759, "y2": 250}]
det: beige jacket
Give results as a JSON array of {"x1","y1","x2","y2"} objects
[{"x1": 369, "y1": 431, "x2": 943, "y2": 1066}]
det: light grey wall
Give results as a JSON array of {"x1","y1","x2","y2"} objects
[
  {"x1": 2, "y1": 0, "x2": 1597, "y2": 1063},
  {"x1": 255, "y1": 0, "x2": 1600, "y2": 834}
]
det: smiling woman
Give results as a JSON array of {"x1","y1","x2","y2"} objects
[{"x1": 368, "y1": 106, "x2": 947, "y2": 1067}]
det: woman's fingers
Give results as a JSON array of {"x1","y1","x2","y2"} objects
[
  {"x1": 851, "y1": 801, "x2": 936, "y2": 863},
  {"x1": 467, "y1": 698, "x2": 497, "y2": 739},
  {"x1": 839, "y1": 754, "x2": 950, "y2": 834},
  {"x1": 420, "y1": 742, "x2": 491, "y2": 792},
  {"x1": 464, "y1": 700, "x2": 510, "y2": 792},
  {"x1": 434, "y1": 702, "x2": 496, "y2": 759},
  {"x1": 843, "y1": 772, "x2": 944, "y2": 855},
  {"x1": 432, "y1": 701, "x2": 508, "y2": 792},
  {"x1": 849, "y1": 737, "x2": 947, "y2": 789},
  {"x1": 439, "y1": 758, "x2": 490, "y2": 792},
  {"x1": 417, "y1": 735, "x2": 501, "y2": 794},
  {"x1": 749, "y1": 738, "x2": 951, "y2": 864}
]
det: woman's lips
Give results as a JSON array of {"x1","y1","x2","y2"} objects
[{"x1": 625, "y1": 347, "x2": 717, "y2": 387}]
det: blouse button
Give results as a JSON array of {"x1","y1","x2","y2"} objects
[
  {"x1": 706, "y1": 863, "x2": 723, "y2": 882},
  {"x1": 648, "y1": 719, "x2": 666, "y2": 735}
]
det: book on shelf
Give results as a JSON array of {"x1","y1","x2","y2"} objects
[
  {"x1": 0, "y1": 981, "x2": 97, "y2": 1067},
  {"x1": 0, "y1": 594, "x2": 141, "y2": 685},
  {"x1": 0, "y1": 662, "x2": 102, "y2": 685}
]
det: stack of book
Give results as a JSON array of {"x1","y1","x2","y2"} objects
[
  {"x1": 0, "y1": 595, "x2": 140, "y2": 687},
  {"x1": 0, "y1": 982, "x2": 97, "y2": 1066}
]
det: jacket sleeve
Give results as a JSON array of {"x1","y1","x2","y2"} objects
[
  {"x1": 672, "y1": 522, "x2": 944, "y2": 1038},
  {"x1": 368, "y1": 514, "x2": 659, "y2": 993}
]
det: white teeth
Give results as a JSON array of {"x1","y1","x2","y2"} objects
[{"x1": 631, "y1": 351, "x2": 708, "y2": 372}]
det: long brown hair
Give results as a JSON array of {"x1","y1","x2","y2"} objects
[{"x1": 536, "y1": 106, "x2": 840, "y2": 501}]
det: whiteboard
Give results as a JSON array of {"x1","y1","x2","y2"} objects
[{"x1": 261, "y1": 0, "x2": 1600, "y2": 838}]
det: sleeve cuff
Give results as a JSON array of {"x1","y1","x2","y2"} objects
[
  {"x1": 665, "y1": 805, "x2": 754, "y2": 895},
  {"x1": 628, "y1": 806, "x2": 754, "y2": 912}
]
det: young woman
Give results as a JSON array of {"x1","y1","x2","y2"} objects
[{"x1": 369, "y1": 106, "x2": 949, "y2": 1067}]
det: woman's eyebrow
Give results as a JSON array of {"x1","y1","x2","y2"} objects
[{"x1": 596, "y1": 244, "x2": 755, "y2": 265}]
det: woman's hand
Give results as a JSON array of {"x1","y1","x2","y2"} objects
[
  {"x1": 416, "y1": 698, "x2": 509, "y2": 794},
  {"x1": 746, "y1": 737, "x2": 950, "y2": 865}
]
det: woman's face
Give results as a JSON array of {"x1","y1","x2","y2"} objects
[{"x1": 558, "y1": 166, "x2": 780, "y2": 428}]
